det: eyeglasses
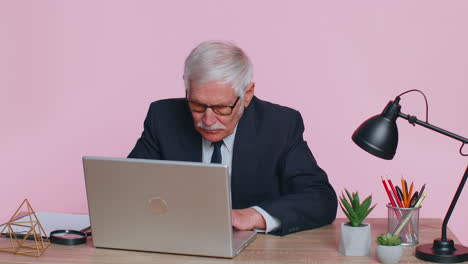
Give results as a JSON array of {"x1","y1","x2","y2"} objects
[{"x1": 187, "y1": 97, "x2": 240, "y2": 115}]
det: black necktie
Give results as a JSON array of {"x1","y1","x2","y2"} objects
[{"x1": 211, "y1": 141, "x2": 223, "y2": 164}]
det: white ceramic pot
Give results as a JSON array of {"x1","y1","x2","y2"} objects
[
  {"x1": 338, "y1": 222, "x2": 371, "y2": 256},
  {"x1": 376, "y1": 244, "x2": 403, "y2": 264}
]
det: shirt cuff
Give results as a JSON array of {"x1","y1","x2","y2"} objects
[{"x1": 250, "y1": 206, "x2": 281, "y2": 234}]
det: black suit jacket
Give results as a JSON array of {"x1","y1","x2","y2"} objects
[{"x1": 128, "y1": 96, "x2": 337, "y2": 236}]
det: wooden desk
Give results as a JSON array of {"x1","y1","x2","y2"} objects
[{"x1": 0, "y1": 218, "x2": 459, "y2": 263}]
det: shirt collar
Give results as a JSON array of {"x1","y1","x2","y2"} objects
[
  {"x1": 202, "y1": 125, "x2": 238, "y2": 153},
  {"x1": 222, "y1": 125, "x2": 237, "y2": 152}
]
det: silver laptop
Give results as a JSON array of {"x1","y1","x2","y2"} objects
[{"x1": 82, "y1": 156, "x2": 256, "y2": 258}]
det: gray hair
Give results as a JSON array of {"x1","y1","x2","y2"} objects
[{"x1": 183, "y1": 41, "x2": 253, "y2": 98}]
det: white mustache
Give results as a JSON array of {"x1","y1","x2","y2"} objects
[{"x1": 197, "y1": 121, "x2": 226, "y2": 130}]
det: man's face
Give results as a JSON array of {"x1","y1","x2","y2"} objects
[{"x1": 187, "y1": 80, "x2": 254, "y2": 142}]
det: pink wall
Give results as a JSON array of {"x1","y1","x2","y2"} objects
[{"x1": 1, "y1": 1, "x2": 467, "y2": 244}]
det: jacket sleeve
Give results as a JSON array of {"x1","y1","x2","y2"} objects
[
  {"x1": 127, "y1": 103, "x2": 162, "y2": 160},
  {"x1": 259, "y1": 111, "x2": 338, "y2": 236}
]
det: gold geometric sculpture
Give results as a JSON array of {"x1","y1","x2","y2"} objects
[{"x1": 0, "y1": 199, "x2": 51, "y2": 257}]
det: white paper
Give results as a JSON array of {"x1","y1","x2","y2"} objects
[{"x1": 0, "y1": 212, "x2": 90, "y2": 237}]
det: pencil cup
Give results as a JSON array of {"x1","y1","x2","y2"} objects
[{"x1": 387, "y1": 204, "x2": 420, "y2": 245}]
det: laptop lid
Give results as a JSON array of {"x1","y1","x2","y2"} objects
[{"x1": 82, "y1": 156, "x2": 254, "y2": 258}]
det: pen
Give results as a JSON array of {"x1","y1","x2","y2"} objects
[
  {"x1": 415, "y1": 187, "x2": 427, "y2": 205},
  {"x1": 388, "y1": 179, "x2": 404, "y2": 208},
  {"x1": 409, "y1": 191, "x2": 419, "y2": 207},
  {"x1": 395, "y1": 186, "x2": 404, "y2": 206},
  {"x1": 419, "y1": 184, "x2": 426, "y2": 197}
]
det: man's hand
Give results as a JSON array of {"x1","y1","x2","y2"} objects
[{"x1": 231, "y1": 208, "x2": 266, "y2": 230}]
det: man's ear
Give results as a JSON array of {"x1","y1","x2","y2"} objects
[{"x1": 243, "y1": 82, "x2": 255, "y2": 107}]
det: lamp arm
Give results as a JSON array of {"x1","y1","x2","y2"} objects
[
  {"x1": 398, "y1": 112, "x2": 468, "y2": 144},
  {"x1": 439, "y1": 166, "x2": 468, "y2": 241},
  {"x1": 398, "y1": 111, "x2": 468, "y2": 241}
]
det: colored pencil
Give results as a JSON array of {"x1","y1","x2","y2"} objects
[
  {"x1": 401, "y1": 178, "x2": 408, "y2": 207},
  {"x1": 381, "y1": 176, "x2": 396, "y2": 207}
]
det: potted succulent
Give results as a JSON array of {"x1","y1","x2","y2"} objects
[
  {"x1": 376, "y1": 233, "x2": 403, "y2": 264},
  {"x1": 338, "y1": 189, "x2": 376, "y2": 256}
]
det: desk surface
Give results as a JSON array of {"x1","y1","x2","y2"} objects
[{"x1": 0, "y1": 218, "x2": 459, "y2": 263}]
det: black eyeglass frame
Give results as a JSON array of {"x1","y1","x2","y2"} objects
[{"x1": 186, "y1": 96, "x2": 240, "y2": 116}]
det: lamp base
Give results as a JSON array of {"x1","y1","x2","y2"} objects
[{"x1": 416, "y1": 239, "x2": 468, "y2": 263}]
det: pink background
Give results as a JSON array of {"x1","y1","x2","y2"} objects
[{"x1": 1, "y1": 1, "x2": 467, "y2": 244}]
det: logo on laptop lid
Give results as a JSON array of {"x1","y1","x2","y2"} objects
[{"x1": 148, "y1": 197, "x2": 168, "y2": 215}]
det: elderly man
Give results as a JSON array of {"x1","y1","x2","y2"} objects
[{"x1": 128, "y1": 41, "x2": 337, "y2": 236}]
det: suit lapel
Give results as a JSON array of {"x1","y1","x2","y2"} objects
[
  {"x1": 179, "y1": 103, "x2": 202, "y2": 162},
  {"x1": 231, "y1": 98, "x2": 258, "y2": 205}
]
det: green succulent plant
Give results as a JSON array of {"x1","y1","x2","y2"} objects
[
  {"x1": 376, "y1": 233, "x2": 402, "y2": 246},
  {"x1": 339, "y1": 189, "x2": 376, "y2": 227}
]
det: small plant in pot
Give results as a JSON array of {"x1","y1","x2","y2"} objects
[
  {"x1": 338, "y1": 189, "x2": 376, "y2": 256},
  {"x1": 376, "y1": 233, "x2": 403, "y2": 264}
]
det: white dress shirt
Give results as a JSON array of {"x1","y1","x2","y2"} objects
[{"x1": 201, "y1": 126, "x2": 281, "y2": 234}]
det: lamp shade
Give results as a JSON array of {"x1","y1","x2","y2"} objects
[
  {"x1": 352, "y1": 100, "x2": 402, "y2": 160},
  {"x1": 352, "y1": 115, "x2": 398, "y2": 160}
]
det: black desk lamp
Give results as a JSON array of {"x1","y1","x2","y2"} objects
[{"x1": 352, "y1": 90, "x2": 468, "y2": 263}]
